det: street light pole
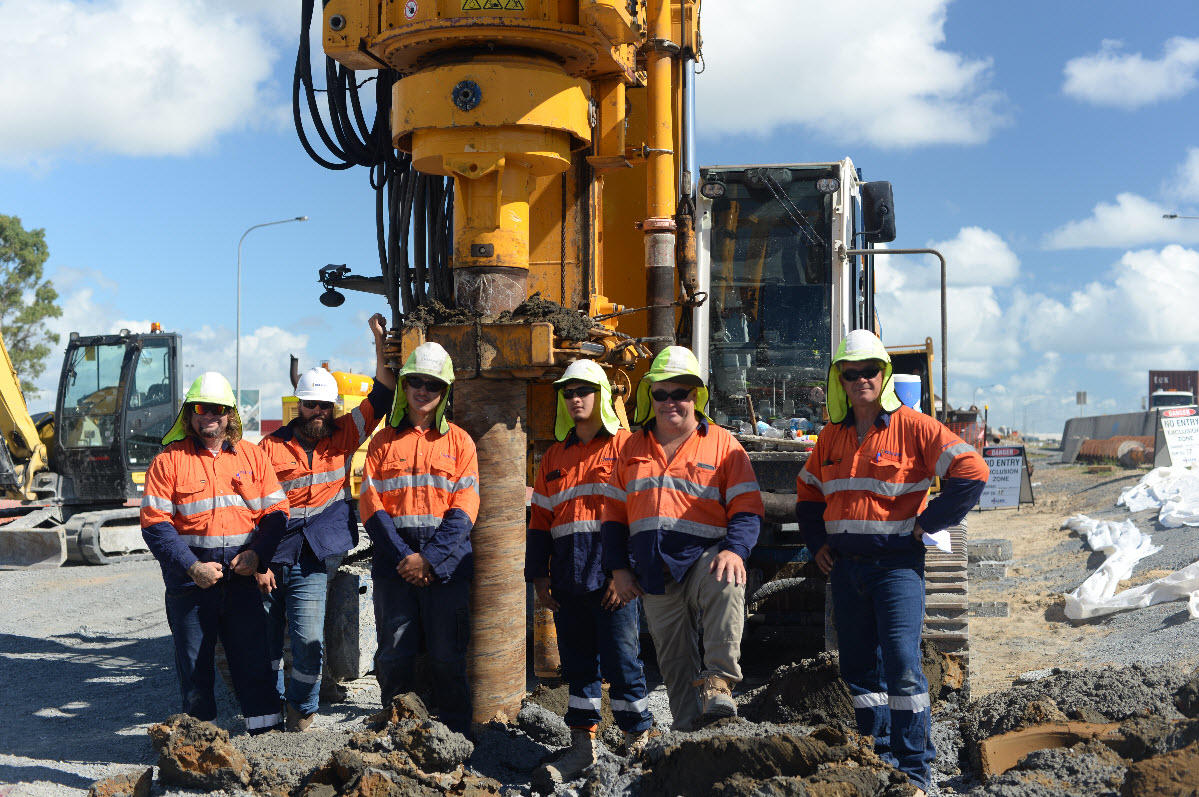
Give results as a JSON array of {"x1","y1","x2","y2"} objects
[
  {"x1": 1163, "y1": 214, "x2": 1199, "y2": 220},
  {"x1": 236, "y1": 216, "x2": 308, "y2": 405}
]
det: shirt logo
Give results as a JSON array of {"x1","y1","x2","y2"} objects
[
  {"x1": 874, "y1": 450, "x2": 900, "y2": 463},
  {"x1": 696, "y1": 462, "x2": 716, "y2": 471}
]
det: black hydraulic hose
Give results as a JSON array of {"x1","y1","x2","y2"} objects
[
  {"x1": 748, "y1": 577, "x2": 808, "y2": 607},
  {"x1": 413, "y1": 175, "x2": 428, "y2": 305}
]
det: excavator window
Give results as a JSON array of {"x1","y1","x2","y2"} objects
[
  {"x1": 59, "y1": 343, "x2": 126, "y2": 448},
  {"x1": 705, "y1": 167, "x2": 835, "y2": 431}
]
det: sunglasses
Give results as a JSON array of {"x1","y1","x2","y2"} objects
[
  {"x1": 405, "y1": 376, "x2": 446, "y2": 393},
  {"x1": 560, "y1": 385, "x2": 598, "y2": 400},
  {"x1": 651, "y1": 387, "x2": 694, "y2": 402},
  {"x1": 300, "y1": 400, "x2": 334, "y2": 411},
  {"x1": 839, "y1": 364, "x2": 882, "y2": 382},
  {"x1": 193, "y1": 403, "x2": 231, "y2": 416}
]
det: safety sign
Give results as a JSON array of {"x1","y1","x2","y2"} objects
[
  {"x1": 979, "y1": 445, "x2": 1034, "y2": 510},
  {"x1": 1154, "y1": 405, "x2": 1199, "y2": 468}
]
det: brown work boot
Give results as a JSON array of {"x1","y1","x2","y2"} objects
[
  {"x1": 534, "y1": 728, "x2": 597, "y2": 785},
  {"x1": 621, "y1": 726, "x2": 661, "y2": 757},
  {"x1": 694, "y1": 675, "x2": 737, "y2": 721},
  {"x1": 285, "y1": 703, "x2": 315, "y2": 732}
]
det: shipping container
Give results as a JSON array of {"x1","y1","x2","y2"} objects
[{"x1": 1149, "y1": 370, "x2": 1198, "y2": 399}]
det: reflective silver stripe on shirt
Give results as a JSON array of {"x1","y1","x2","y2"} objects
[
  {"x1": 545, "y1": 482, "x2": 624, "y2": 508},
  {"x1": 369, "y1": 473, "x2": 475, "y2": 493},
  {"x1": 281, "y1": 465, "x2": 348, "y2": 493},
  {"x1": 799, "y1": 468, "x2": 824, "y2": 493},
  {"x1": 550, "y1": 519, "x2": 602, "y2": 539},
  {"x1": 890, "y1": 693, "x2": 930, "y2": 713},
  {"x1": 177, "y1": 532, "x2": 254, "y2": 548},
  {"x1": 852, "y1": 691, "x2": 888, "y2": 709},
  {"x1": 822, "y1": 476, "x2": 932, "y2": 498},
  {"x1": 390, "y1": 513, "x2": 445, "y2": 528},
  {"x1": 351, "y1": 404, "x2": 368, "y2": 443},
  {"x1": 244, "y1": 489, "x2": 287, "y2": 511},
  {"x1": 610, "y1": 697, "x2": 649, "y2": 713},
  {"x1": 824, "y1": 517, "x2": 916, "y2": 536},
  {"x1": 629, "y1": 516, "x2": 727, "y2": 539},
  {"x1": 141, "y1": 494, "x2": 175, "y2": 513},
  {"x1": 176, "y1": 493, "x2": 251, "y2": 514},
  {"x1": 627, "y1": 475, "x2": 721, "y2": 502},
  {"x1": 568, "y1": 695, "x2": 602, "y2": 711},
  {"x1": 296, "y1": 494, "x2": 344, "y2": 519},
  {"x1": 723, "y1": 480, "x2": 760, "y2": 503},
  {"x1": 531, "y1": 491, "x2": 553, "y2": 510},
  {"x1": 936, "y1": 442, "x2": 977, "y2": 477},
  {"x1": 453, "y1": 475, "x2": 478, "y2": 494}
]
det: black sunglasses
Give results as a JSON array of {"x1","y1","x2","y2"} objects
[
  {"x1": 840, "y1": 364, "x2": 882, "y2": 382},
  {"x1": 651, "y1": 387, "x2": 694, "y2": 402},
  {"x1": 192, "y1": 403, "x2": 231, "y2": 417},
  {"x1": 405, "y1": 376, "x2": 446, "y2": 392},
  {"x1": 300, "y1": 400, "x2": 334, "y2": 411},
  {"x1": 560, "y1": 385, "x2": 598, "y2": 400}
]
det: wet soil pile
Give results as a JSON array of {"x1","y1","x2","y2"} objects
[{"x1": 402, "y1": 293, "x2": 599, "y2": 342}]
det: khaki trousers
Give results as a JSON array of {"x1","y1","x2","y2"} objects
[{"x1": 641, "y1": 544, "x2": 745, "y2": 730}]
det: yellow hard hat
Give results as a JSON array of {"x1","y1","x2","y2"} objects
[
  {"x1": 633, "y1": 346, "x2": 710, "y2": 425},
  {"x1": 825, "y1": 329, "x2": 901, "y2": 423},
  {"x1": 389, "y1": 342, "x2": 456, "y2": 433},
  {"x1": 162, "y1": 371, "x2": 240, "y2": 445},
  {"x1": 552, "y1": 360, "x2": 623, "y2": 441}
]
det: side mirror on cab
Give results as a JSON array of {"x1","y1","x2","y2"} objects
[{"x1": 861, "y1": 181, "x2": 896, "y2": 243}]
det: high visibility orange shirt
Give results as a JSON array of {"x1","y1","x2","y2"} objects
[
  {"x1": 795, "y1": 406, "x2": 989, "y2": 556},
  {"x1": 141, "y1": 436, "x2": 290, "y2": 588},
  {"x1": 526, "y1": 428, "x2": 629, "y2": 595},
  {"x1": 359, "y1": 419, "x2": 479, "y2": 582},
  {"x1": 601, "y1": 418, "x2": 764, "y2": 594},
  {"x1": 260, "y1": 383, "x2": 390, "y2": 563}
]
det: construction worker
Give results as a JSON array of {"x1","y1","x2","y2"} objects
[
  {"x1": 140, "y1": 371, "x2": 289, "y2": 734},
  {"x1": 601, "y1": 346, "x2": 764, "y2": 731},
  {"x1": 795, "y1": 329, "x2": 989, "y2": 797},
  {"x1": 256, "y1": 314, "x2": 396, "y2": 731},
  {"x1": 527, "y1": 360, "x2": 653, "y2": 781},
  {"x1": 359, "y1": 341, "x2": 478, "y2": 733}
]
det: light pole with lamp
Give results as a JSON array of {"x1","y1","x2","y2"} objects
[
  {"x1": 1163, "y1": 214, "x2": 1199, "y2": 220},
  {"x1": 236, "y1": 216, "x2": 308, "y2": 406}
]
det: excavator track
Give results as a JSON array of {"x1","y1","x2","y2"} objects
[
  {"x1": 0, "y1": 505, "x2": 149, "y2": 568},
  {"x1": 64, "y1": 508, "x2": 151, "y2": 565}
]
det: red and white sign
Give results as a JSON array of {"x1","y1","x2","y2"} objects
[
  {"x1": 1162, "y1": 407, "x2": 1198, "y2": 419},
  {"x1": 405, "y1": 0, "x2": 418, "y2": 18}
]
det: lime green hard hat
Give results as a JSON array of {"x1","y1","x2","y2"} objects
[
  {"x1": 825, "y1": 329, "x2": 901, "y2": 423},
  {"x1": 633, "y1": 346, "x2": 710, "y2": 425},
  {"x1": 552, "y1": 360, "x2": 623, "y2": 442},
  {"x1": 390, "y1": 341, "x2": 456, "y2": 434},
  {"x1": 162, "y1": 371, "x2": 240, "y2": 445}
]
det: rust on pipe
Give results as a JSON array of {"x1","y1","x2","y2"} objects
[
  {"x1": 1076, "y1": 436, "x2": 1154, "y2": 464},
  {"x1": 532, "y1": 593, "x2": 561, "y2": 679},
  {"x1": 456, "y1": 377, "x2": 529, "y2": 723},
  {"x1": 978, "y1": 721, "x2": 1122, "y2": 778}
]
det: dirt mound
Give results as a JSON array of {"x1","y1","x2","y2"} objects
[
  {"x1": 402, "y1": 293, "x2": 599, "y2": 342},
  {"x1": 636, "y1": 723, "x2": 913, "y2": 796},
  {"x1": 739, "y1": 652, "x2": 854, "y2": 726},
  {"x1": 1121, "y1": 741, "x2": 1199, "y2": 796},
  {"x1": 972, "y1": 740, "x2": 1127, "y2": 796}
]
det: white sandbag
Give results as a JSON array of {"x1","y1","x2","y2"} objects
[
  {"x1": 1189, "y1": 591, "x2": 1199, "y2": 620},
  {"x1": 1117, "y1": 467, "x2": 1199, "y2": 526},
  {"x1": 1065, "y1": 559, "x2": 1199, "y2": 620},
  {"x1": 1062, "y1": 513, "x2": 1163, "y2": 620}
]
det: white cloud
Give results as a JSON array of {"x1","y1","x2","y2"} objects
[
  {"x1": 0, "y1": 0, "x2": 288, "y2": 167},
  {"x1": 876, "y1": 226, "x2": 1018, "y2": 294},
  {"x1": 696, "y1": 0, "x2": 1007, "y2": 147},
  {"x1": 1166, "y1": 147, "x2": 1199, "y2": 202},
  {"x1": 1043, "y1": 193, "x2": 1199, "y2": 249},
  {"x1": 1063, "y1": 37, "x2": 1199, "y2": 110}
]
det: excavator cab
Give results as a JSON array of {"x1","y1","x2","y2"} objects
[{"x1": 49, "y1": 329, "x2": 181, "y2": 505}]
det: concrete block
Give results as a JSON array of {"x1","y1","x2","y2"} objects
[
  {"x1": 968, "y1": 538, "x2": 1013, "y2": 563},
  {"x1": 969, "y1": 601, "x2": 1009, "y2": 618},
  {"x1": 324, "y1": 564, "x2": 374, "y2": 682},
  {"x1": 969, "y1": 562, "x2": 1008, "y2": 581}
]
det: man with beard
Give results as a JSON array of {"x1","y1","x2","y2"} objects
[
  {"x1": 141, "y1": 371, "x2": 289, "y2": 733},
  {"x1": 257, "y1": 313, "x2": 396, "y2": 731}
]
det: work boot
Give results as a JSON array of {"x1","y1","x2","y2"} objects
[
  {"x1": 622, "y1": 727, "x2": 660, "y2": 757},
  {"x1": 285, "y1": 703, "x2": 315, "y2": 732},
  {"x1": 534, "y1": 728, "x2": 597, "y2": 785},
  {"x1": 695, "y1": 675, "x2": 737, "y2": 721}
]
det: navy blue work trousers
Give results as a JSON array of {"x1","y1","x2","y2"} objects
[
  {"x1": 372, "y1": 574, "x2": 471, "y2": 733},
  {"x1": 555, "y1": 588, "x2": 653, "y2": 733},
  {"x1": 163, "y1": 574, "x2": 283, "y2": 732},
  {"x1": 829, "y1": 550, "x2": 934, "y2": 791}
]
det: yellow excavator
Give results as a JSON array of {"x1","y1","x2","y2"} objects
[
  {"x1": 298, "y1": 0, "x2": 962, "y2": 719},
  {"x1": 0, "y1": 325, "x2": 181, "y2": 568}
]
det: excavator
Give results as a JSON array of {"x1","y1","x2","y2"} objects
[
  {"x1": 297, "y1": 0, "x2": 964, "y2": 720},
  {"x1": 0, "y1": 325, "x2": 181, "y2": 568}
]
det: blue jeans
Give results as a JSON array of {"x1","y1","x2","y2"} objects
[
  {"x1": 829, "y1": 550, "x2": 933, "y2": 791},
  {"x1": 263, "y1": 546, "x2": 344, "y2": 715},
  {"x1": 163, "y1": 575, "x2": 283, "y2": 732},
  {"x1": 372, "y1": 575, "x2": 471, "y2": 733},
  {"x1": 554, "y1": 589, "x2": 652, "y2": 733}
]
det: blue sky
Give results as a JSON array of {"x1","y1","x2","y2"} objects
[{"x1": 2, "y1": 0, "x2": 1199, "y2": 436}]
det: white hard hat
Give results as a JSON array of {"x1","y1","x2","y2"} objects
[{"x1": 295, "y1": 367, "x2": 339, "y2": 403}]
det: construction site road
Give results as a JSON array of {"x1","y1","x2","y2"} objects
[{"x1": 3, "y1": 444, "x2": 1199, "y2": 795}]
